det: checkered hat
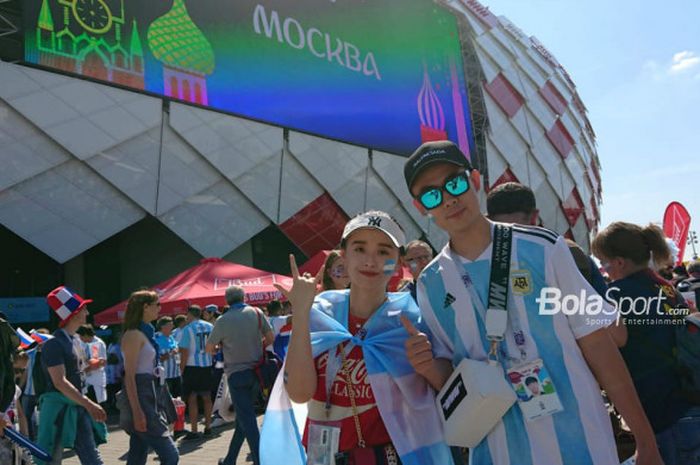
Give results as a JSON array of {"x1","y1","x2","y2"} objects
[{"x1": 46, "y1": 286, "x2": 92, "y2": 327}]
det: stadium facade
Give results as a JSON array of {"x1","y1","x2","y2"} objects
[{"x1": 0, "y1": 0, "x2": 601, "y2": 321}]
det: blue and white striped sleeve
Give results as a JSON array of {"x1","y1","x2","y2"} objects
[
  {"x1": 417, "y1": 278, "x2": 453, "y2": 361},
  {"x1": 550, "y1": 236, "x2": 617, "y2": 339}
]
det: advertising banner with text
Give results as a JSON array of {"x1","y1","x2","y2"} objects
[{"x1": 24, "y1": 0, "x2": 474, "y2": 157}]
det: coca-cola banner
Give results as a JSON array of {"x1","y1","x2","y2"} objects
[{"x1": 23, "y1": 0, "x2": 474, "y2": 157}]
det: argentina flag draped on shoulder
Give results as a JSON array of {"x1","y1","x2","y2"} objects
[{"x1": 260, "y1": 290, "x2": 454, "y2": 465}]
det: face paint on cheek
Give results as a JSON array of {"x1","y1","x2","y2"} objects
[
  {"x1": 383, "y1": 259, "x2": 396, "y2": 276},
  {"x1": 408, "y1": 261, "x2": 418, "y2": 271}
]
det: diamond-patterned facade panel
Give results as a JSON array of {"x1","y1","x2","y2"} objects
[
  {"x1": 279, "y1": 192, "x2": 349, "y2": 257},
  {"x1": 546, "y1": 120, "x2": 574, "y2": 159},
  {"x1": 562, "y1": 187, "x2": 584, "y2": 227},
  {"x1": 288, "y1": 132, "x2": 368, "y2": 195},
  {"x1": 278, "y1": 151, "x2": 325, "y2": 224},
  {"x1": 484, "y1": 73, "x2": 524, "y2": 118},
  {"x1": 0, "y1": 160, "x2": 144, "y2": 263},
  {"x1": 571, "y1": 214, "x2": 591, "y2": 253},
  {"x1": 156, "y1": 122, "x2": 222, "y2": 214},
  {"x1": 1, "y1": 64, "x2": 161, "y2": 160},
  {"x1": 0, "y1": 100, "x2": 71, "y2": 191},
  {"x1": 476, "y1": 34, "x2": 513, "y2": 72},
  {"x1": 489, "y1": 168, "x2": 519, "y2": 191},
  {"x1": 540, "y1": 81, "x2": 567, "y2": 116},
  {"x1": 169, "y1": 103, "x2": 284, "y2": 220},
  {"x1": 372, "y1": 151, "x2": 431, "y2": 234},
  {"x1": 533, "y1": 181, "x2": 559, "y2": 233},
  {"x1": 460, "y1": 0, "x2": 499, "y2": 29},
  {"x1": 86, "y1": 127, "x2": 162, "y2": 214},
  {"x1": 364, "y1": 171, "x2": 422, "y2": 245},
  {"x1": 158, "y1": 180, "x2": 269, "y2": 258}
]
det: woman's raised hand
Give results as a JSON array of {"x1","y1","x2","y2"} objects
[{"x1": 274, "y1": 254, "x2": 323, "y2": 316}]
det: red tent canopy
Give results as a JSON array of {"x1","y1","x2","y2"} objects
[
  {"x1": 94, "y1": 258, "x2": 292, "y2": 325},
  {"x1": 298, "y1": 250, "x2": 411, "y2": 291}
]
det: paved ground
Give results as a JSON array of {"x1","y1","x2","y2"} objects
[{"x1": 61, "y1": 415, "x2": 261, "y2": 465}]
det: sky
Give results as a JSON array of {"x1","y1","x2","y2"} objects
[{"x1": 483, "y1": 0, "x2": 700, "y2": 260}]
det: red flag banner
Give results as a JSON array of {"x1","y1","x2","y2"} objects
[{"x1": 663, "y1": 201, "x2": 691, "y2": 265}]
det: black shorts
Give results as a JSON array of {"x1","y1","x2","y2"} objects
[
  {"x1": 182, "y1": 366, "x2": 213, "y2": 397},
  {"x1": 166, "y1": 377, "x2": 182, "y2": 399}
]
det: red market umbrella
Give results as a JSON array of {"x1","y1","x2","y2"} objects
[{"x1": 94, "y1": 258, "x2": 292, "y2": 325}]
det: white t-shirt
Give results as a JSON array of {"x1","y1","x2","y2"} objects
[{"x1": 82, "y1": 336, "x2": 107, "y2": 387}]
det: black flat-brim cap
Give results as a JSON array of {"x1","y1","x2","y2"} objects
[{"x1": 404, "y1": 140, "x2": 472, "y2": 193}]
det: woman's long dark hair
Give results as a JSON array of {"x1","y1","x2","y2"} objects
[{"x1": 122, "y1": 290, "x2": 158, "y2": 332}]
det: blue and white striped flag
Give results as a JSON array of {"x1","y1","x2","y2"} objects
[{"x1": 260, "y1": 290, "x2": 453, "y2": 465}]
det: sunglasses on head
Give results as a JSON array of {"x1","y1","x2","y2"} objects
[{"x1": 416, "y1": 169, "x2": 471, "y2": 210}]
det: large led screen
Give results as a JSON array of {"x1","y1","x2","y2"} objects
[{"x1": 24, "y1": 0, "x2": 474, "y2": 157}]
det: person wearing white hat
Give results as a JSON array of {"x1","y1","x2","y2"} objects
[{"x1": 265, "y1": 210, "x2": 454, "y2": 465}]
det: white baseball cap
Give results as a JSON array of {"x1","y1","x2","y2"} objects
[{"x1": 341, "y1": 211, "x2": 406, "y2": 248}]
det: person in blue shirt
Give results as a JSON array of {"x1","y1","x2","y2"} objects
[
  {"x1": 155, "y1": 317, "x2": 181, "y2": 399},
  {"x1": 178, "y1": 305, "x2": 214, "y2": 439},
  {"x1": 401, "y1": 141, "x2": 662, "y2": 465}
]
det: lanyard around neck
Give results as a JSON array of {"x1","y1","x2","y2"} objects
[{"x1": 447, "y1": 224, "x2": 516, "y2": 361}]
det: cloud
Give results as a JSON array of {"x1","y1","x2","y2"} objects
[{"x1": 669, "y1": 51, "x2": 700, "y2": 73}]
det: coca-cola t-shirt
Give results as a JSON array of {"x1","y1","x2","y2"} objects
[{"x1": 303, "y1": 313, "x2": 391, "y2": 451}]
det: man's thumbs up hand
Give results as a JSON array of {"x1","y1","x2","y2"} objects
[{"x1": 401, "y1": 314, "x2": 435, "y2": 378}]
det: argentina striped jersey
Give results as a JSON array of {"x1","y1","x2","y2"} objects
[
  {"x1": 179, "y1": 320, "x2": 213, "y2": 367},
  {"x1": 155, "y1": 332, "x2": 180, "y2": 379},
  {"x1": 417, "y1": 224, "x2": 619, "y2": 465}
]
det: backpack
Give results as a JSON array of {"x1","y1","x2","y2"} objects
[
  {"x1": 0, "y1": 317, "x2": 20, "y2": 411},
  {"x1": 31, "y1": 349, "x2": 49, "y2": 396}
]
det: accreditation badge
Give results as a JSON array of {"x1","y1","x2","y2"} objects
[
  {"x1": 307, "y1": 421, "x2": 341, "y2": 465},
  {"x1": 506, "y1": 358, "x2": 563, "y2": 422}
]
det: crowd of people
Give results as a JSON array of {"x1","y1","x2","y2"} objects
[{"x1": 0, "y1": 140, "x2": 698, "y2": 465}]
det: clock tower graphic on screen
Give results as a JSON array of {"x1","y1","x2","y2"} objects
[{"x1": 30, "y1": 0, "x2": 145, "y2": 89}]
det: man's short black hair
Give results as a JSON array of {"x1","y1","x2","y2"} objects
[
  {"x1": 187, "y1": 305, "x2": 202, "y2": 319},
  {"x1": 76, "y1": 324, "x2": 95, "y2": 337},
  {"x1": 525, "y1": 376, "x2": 539, "y2": 386},
  {"x1": 487, "y1": 182, "x2": 537, "y2": 216},
  {"x1": 266, "y1": 300, "x2": 283, "y2": 317},
  {"x1": 688, "y1": 260, "x2": 700, "y2": 275},
  {"x1": 174, "y1": 314, "x2": 187, "y2": 327}
]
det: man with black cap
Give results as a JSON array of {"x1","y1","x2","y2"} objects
[{"x1": 401, "y1": 141, "x2": 663, "y2": 465}]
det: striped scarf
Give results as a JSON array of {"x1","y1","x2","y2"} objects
[{"x1": 260, "y1": 290, "x2": 454, "y2": 465}]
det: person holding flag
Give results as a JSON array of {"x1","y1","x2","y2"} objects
[
  {"x1": 21, "y1": 328, "x2": 52, "y2": 440},
  {"x1": 261, "y1": 210, "x2": 454, "y2": 465}
]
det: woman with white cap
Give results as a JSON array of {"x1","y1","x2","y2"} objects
[{"x1": 261, "y1": 211, "x2": 454, "y2": 465}]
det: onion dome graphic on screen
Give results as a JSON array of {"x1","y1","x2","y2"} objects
[{"x1": 147, "y1": 0, "x2": 216, "y2": 105}]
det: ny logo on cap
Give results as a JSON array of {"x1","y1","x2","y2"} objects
[{"x1": 367, "y1": 216, "x2": 382, "y2": 227}]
